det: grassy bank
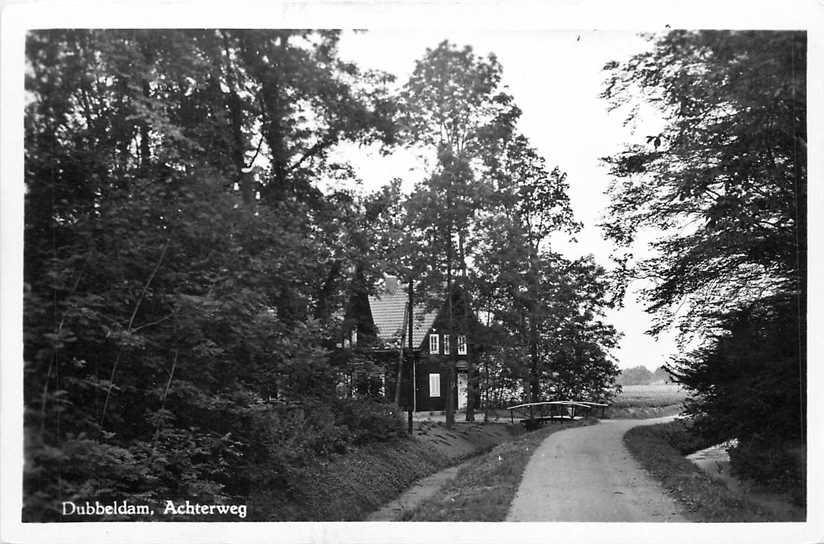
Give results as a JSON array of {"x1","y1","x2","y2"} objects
[
  {"x1": 403, "y1": 420, "x2": 593, "y2": 521},
  {"x1": 624, "y1": 421, "x2": 803, "y2": 522},
  {"x1": 247, "y1": 421, "x2": 521, "y2": 521}
]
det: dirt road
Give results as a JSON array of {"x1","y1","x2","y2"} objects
[{"x1": 506, "y1": 417, "x2": 687, "y2": 522}]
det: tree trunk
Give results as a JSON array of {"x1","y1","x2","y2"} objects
[
  {"x1": 229, "y1": 90, "x2": 253, "y2": 205},
  {"x1": 220, "y1": 31, "x2": 253, "y2": 206},
  {"x1": 527, "y1": 247, "x2": 543, "y2": 402},
  {"x1": 139, "y1": 79, "x2": 151, "y2": 172},
  {"x1": 240, "y1": 32, "x2": 288, "y2": 203}
]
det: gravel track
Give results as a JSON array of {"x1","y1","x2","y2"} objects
[{"x1": 507, "y1": 417, "x2": 687, "y2": 522}]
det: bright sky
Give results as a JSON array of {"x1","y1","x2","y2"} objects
[{"x1": 334, "y1": 29, "x2": 678, "y2": 371}]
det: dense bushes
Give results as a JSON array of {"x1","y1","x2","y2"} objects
[
  {"x1": 22, "y1": 29, "x2": 398, "y2": 522},
  {"x1": 604, "y1": 31, "x2": 806, "y2": 496},
  {"x1": 650, "y1": 418, "x2": 717, "y2": 455},
  {"x1": 241, "y1": 399, "x2": 406, "y2": 484},
  {"x1": 246, "y1": 431, "x2": 448, "y2": 521},
  {"x1": 728, "y1": 439, "x2": 805, "y2": 504},
  {"x1": 334, "y1": 399, "x2": 406, "y2": 445},
  {"x1": 671, "y1": 295, "x2": 804, "y2": 493}
]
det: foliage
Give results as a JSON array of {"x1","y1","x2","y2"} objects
[
  {"x1": 624, "y1": 421, "x2": 803, "y2": 521},
  {"x1": 616, "y1": 365, "x2": 673, "y2": 386},
  {"x1": 22, "y1": 29, "x2": 630, "y2": 521},
  {"x1": 333, "y1": 399, "x2": 406, "y2": 445},
  {"x1": 602, "y1": 30, "x2": 805, "y2": 488},
  {"x1": 400, "y1": 41, "x2": 520, "y2": 425},
  {"x1": 617, "y1": 366, "x2": 654, "y2": 386},
  {"x1": 405, "y1": 420, "x2": 591, "y2": 521},
  {"x1": 474, "y1": 246, "x2": 621, "y2": 403},
  {"x1": 672, "y1": 295, "x2": 802, "y2": 445},
  {"x1": 23, "y1": 29, "x2": 397, "y2": 521},
  {"x1": 602, "y1": 31, "x2": 805, "y2": 331},
  {"x1": 643, "y1": 418, "x2": 716, "y2": 455},
  {"x1": 470, "y1": 125, "x2": 619, "y2": 404},
  {"x1": 652, "y1": 366, "x2": 672, "y2": 383},
  {"x1": 368, "y1": 39, "x2": 621, "y2": 421},
  {"x1": 727, "y1": 439, "x2": 804, "y2": 502}
]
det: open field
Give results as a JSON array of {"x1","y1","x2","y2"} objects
[
  {"x1": 612, "y1": 384, "x2": 688, "y2": 407},
  {"x1": 607, "y1": 384, "x2": 687, "y2": 418}
]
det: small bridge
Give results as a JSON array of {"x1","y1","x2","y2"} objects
[{"x1": 507, "y1": 400, "x2": 609, "y2": 429}]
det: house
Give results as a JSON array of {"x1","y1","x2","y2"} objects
[{"x1": 343, "y1": 274, "x2": 480, "y2": 412}]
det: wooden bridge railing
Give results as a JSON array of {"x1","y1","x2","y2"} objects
[{"x1": 507, "y1": 400, "x2": 610, "y2": 428}]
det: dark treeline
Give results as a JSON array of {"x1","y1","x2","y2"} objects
[
  {"x1": 602, "y1": 30, "x2": 806, "y2": 499},
  {"x1": 23, "y1": 30, "x2": 619, "y2": 520}
]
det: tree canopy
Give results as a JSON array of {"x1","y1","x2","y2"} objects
[
  {"x1": 602, "y1": 30, "x2": 805, "y2": 336},
  {"x1": 601, "y1": 30, "x2": 805, "y2": 493},
  {"x1": 23, "y1": 29, "x2": 400, "y2": 521},
  {"x1": 23, "y1": 30, "x2": 624, "y2": 520}
]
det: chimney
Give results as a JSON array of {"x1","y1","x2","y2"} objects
[{"x1": 385, "y1": 275, "x2": 399, "y2": 295}]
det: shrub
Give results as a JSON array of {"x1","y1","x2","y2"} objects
[
  {"x1": 624, "y1": 422, "x2": 780, "y2": 521},
  {"x1": 727, "y1": 438, "x2": 805, "y2": 504},
  {"x1": 333, "y1": 399, "x2": 406, "y2": 445},
  {"x1": 657, "y1": 418, "x2": 718, "y2": 455}
]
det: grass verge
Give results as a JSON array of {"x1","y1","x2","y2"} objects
[
  {"x1": 606, "y1": 404, "x2": 683, "y2": 419},
  {"x1": 247, "y1": 421, "x2": 520, "y2": 521},
  {"x1": 403, "y1": 419, "x2": 594, "y2": 521},
  {"x1": 624, "y1": 421, "x2": 803, "y2": 522}
]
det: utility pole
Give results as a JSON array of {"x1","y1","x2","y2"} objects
[{"x1": 407, "y1": 279, "x2": 415, "y2": 435}]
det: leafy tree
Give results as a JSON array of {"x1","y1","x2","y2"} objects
[
  {"x1": 219, "y1": 30, "x2": 397, "y2": 205},
  {"x1": 542, "y1": 256, "x2": 622, "y2": 401},
  {"x1": 652, "y1": 365, "x2": 672, "y2": 384},
  {"x1": 476, "y1": 134, "x2": 575, "y2": 400},
  {"x1": 401, "y1": 41, "x2": 517, "y2": 425},
  {"x1": 602, "y1": 30, "x2": 805, "y2": 490},
  {"x1": 473, "y1": 130, "x2": 618, "y2": 404},
  {"x1": 618, "y1": 366, "x2": 655, "y2": 386},
  {"x1": 23, "y1": 29, "x2": 398, "y2": 521},
  {"x1": 602, "y1": 30, "x2": 805, "y2": 335}
]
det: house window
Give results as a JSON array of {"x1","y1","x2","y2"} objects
[
  {"x1": 429, "y1": 373, "x2": 441, "y2": 397},
  {"x1": 457, "y1": 335, "x2": 467, "y2": 355},
  {"x1": 429, "y1": 333, "x2": 439, "y2": 354},
  {"x1": 443, "y1": 334, "x2": 450, "y2": 355}
]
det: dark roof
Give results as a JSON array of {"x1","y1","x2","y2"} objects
[{"x1": 368, "y1": 278, "x2": 438, "y2": 350}]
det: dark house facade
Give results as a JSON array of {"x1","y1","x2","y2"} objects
[{"x1": 341, "y1": 275, "x2": 481, "y2": 412}]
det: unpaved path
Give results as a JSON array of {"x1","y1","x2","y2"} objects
[
  {"x1": 365, "y1": 464, "x2": 463, "y2": 521},
  {"x1": 507, "y1": 417, "x2": 687, "y2": 522}
]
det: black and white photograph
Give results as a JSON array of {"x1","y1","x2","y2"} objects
[{"x1": 0, "y1": 1, "x2": 820, "y2": 542}]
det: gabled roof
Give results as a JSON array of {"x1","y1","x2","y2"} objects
[{"x1": 368, "y1": 279, "x2": 438, "y2": 350}]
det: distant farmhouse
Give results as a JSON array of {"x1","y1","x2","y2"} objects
[{"x1": 338, "y1": 275, "x2": 481, "y2": 412}]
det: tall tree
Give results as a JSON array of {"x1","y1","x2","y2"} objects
[
  {"x1": 401, "y1": 41, "x2": 516, "y2": 425},
  {"x1": 474, "y1": 132, "x2": 596, "y2": 402},
  {"x1": 22, "y1": 29, "x2": 399, "y2": 521},
  {"x1": 602, "y1": 30, "x2": 805, "y2": 492}
]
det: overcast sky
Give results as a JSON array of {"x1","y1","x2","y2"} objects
[{"x1": 334, "y1": 29, "x2": 678, "y2": 370}]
